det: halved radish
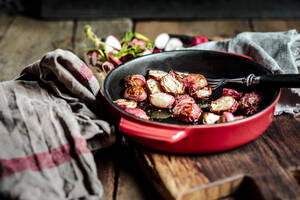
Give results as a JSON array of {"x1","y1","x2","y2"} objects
[
  {"x1": 160, "y1": 74, "x2": 185, "y2": 95},
  {"x1": 125, "y1": 108, "x2": 149, "y2": 120},
  {"x1": 154, "y1": 33, "x2": 170, "y2": 49},
  {"x1": 124, "y1": 86, "x2": 147, "y2": 102},
  {"x1": 114, "y1": 99, "x2": 137, "y2": 109},
  {"x1": 124, "y1": 74, "x2": 146, "y2": 87},
  {"x1": 202, "y1": 112, "x2": 221, "y2": 125},
  {"x1": 183, "y1": 73, "x2": 208, "y2": 90},
  {"x1": 149, "y1": 93, "x2": 175, "y2": 108},
  {"x1": 174, "y1": 94, "x2": 195, "y2": 106},
  {"x1": 164, "y1": 38, "x2": 183, "y2": 51},
  {"x1": 172, "y1": 102, "x2": 201, "y2": 123},
  {"x1": 148, "y1": 70, "x2": 168, "y2": 81},
  {"x1": 223, "y1": 88, "x2": 243, "y2": 99},
  {"x1": 189, "y1": 86, "x2": 212, "y2": 99},
  {"x1": 146, "y1": 78, "x2": 164, "y2": 94},
  {"x1": 210, "y1": 96, "x2": 238, "y2": 114},
  {"x1": 105, "y1": 35, "x2": 122, "y2": 50},
  {"x1": 220, "y1": 112, "x2": 235, "y2": 122}
]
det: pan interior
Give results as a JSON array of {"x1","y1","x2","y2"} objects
[{"x1": 104, "y1": 50, "x2": 279, "y2": 125}]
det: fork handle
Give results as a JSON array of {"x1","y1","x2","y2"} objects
[{"x1": 258, "y1": 74, "x2": 300, "y2": 88}]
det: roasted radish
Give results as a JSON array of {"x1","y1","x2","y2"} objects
[
  {"x1": 223, "y1": 88, "x2": 243, "y2": 99},
  {"x1": 148, "y1": 70, "x2": 168, "y2": 81},
  {"x1": 202, "y1": 112, "x2": 221, "y2": 125},
  {"x1": 125, "y1": 108, "x2": 149, "y2": 120},
  {"x1": 239, "y1": 92, "x2": 263, "y2": 110},
  {"x1": 124, "y1": 86, "x2": 147, "y2": 101},
  {"x1": 114, "y1": 99, "x2": 137, "y2": 109},
  {"x1": 183, "y1": 73, "x2": 208, "y2": 90},
  {"x1": 146, "y1": 78, "x2": 164, "y2": 94},
  {"x1": 174, "y1": 94, "x2": 195, "y2": 106},
  {"x1": 149, "y1": 93, "x2": 175, "y2": 108},
  {"x1": 124, "y1": 74, "x2": 146, "y2": 87},
  {"x1": 220, "y1": 112, "x2": 235, "y2": 123},
  {"x1": 189, "y1": 86, "x2": 212, "y2": 99},
  {"x1": 172, "y1": 102, "x2": 202, "y2": 123},
  {"x1": 160, "y1": 74, "x2": 185, "y2": 95},
  {"x1": 210, "y1": 96, "x2": 238, "y2": 114}
]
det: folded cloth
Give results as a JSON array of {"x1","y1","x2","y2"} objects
[
  {"x1": 189, "y1": 29, "x2": 300, "y2": 116},
  {"x1": 0, "y1": 49, "x2": 115, "y2": 200}
]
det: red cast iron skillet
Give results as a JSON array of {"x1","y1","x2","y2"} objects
[{"x1": 103, "y1": 50, "x2": 281, "y2": 153}]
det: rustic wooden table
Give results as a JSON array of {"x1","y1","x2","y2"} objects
[{"x1": 0, "y1": 13, "x2": 300, "y2": 199}]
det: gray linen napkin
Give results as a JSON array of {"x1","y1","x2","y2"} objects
[
  {"x1": 189, "y1": 29, "x2": 300, "y2": 116},
  {"x1": 0, "y1": 49, "x2": 115, "y2": 200}
]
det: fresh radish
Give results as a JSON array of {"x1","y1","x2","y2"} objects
[
  {"x1": 192, "y1": 36, "x2": 209, "y2": 46},
  {"x1": 130, "y1": 38, "x2": 147, "y2": 49},
  {"x1": 154, "y1": 33, "x2": 170, "y2": 49},
  {"x1": 105, "y1": 35, "x2": 121, "y2": 50},
  {"x1": 142, "y1": 49, "x2": 152, "y2": 56},
  {"x1": 102, "y1": 61, "x2": 114, "y2": 73},
  {"x1": 108, "y1": 53, "x2": 122, "y2": 65},
  {"x1": 164, "y1": 38, "x2": 183, "y2": 51}
]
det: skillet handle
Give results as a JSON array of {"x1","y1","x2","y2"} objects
[
  {"x1": 259, "y1": 74, "x2": 300, "y2": 88},
  {"x1": 119, "y1": 118, "x2": 186, "y2": 143}
]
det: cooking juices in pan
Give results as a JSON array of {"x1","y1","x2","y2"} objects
[{"x1": 113, "y1": 69, "x2": 263, "y2": 125}]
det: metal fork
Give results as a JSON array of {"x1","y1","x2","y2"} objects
[{"x1": 206, "y1": 74, "x2": 300, "y2": 90}]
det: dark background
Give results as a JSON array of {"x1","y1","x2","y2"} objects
[{"x1": 1, "y1": 0, "x2": 300, "y2": 19}]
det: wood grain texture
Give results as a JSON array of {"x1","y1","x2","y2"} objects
[
  {"x1": 135, "y1": 20, "x2": 251, "y2": 41},
  {"x1": 0, "y1": 16, "x2": 73, "y2": 81},
  {"x1": 252, "y1": 20, "x2": 289, "y2": 32},
  {"x1": 134, "y1": 115, "x2": 300, "y2": 200},
  {"x1": 0, "y1": 13, "x2": 14, "y2": 41},
  {"x1": 94, "y1": 149, "x2": 116, "y2": 200}
]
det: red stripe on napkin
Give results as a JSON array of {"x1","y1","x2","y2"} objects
[
  {"x1": 79, "y1": 63, "x2": 93, "y2": 81},
  {"x1": 0, "y1": 137, "x2": 90, "y2": 178}
]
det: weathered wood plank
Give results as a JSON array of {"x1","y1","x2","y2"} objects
[
  {"x1": 94, "y1": 149, "x2": 115, "y2": 200},
  {"x1": 252, "y1": 20, "x2": 288, "y2": 32},
  {"x1": 0, "y1": 16, "x2": 73, "y2": 81},
  {"x1": 135, "y1": 20, "x2": 251, "y2": 41},
  {"x1": 74, "y1": 19, "x2": 133, "y2": 61},
  {"x1": 0, "y1": 13, "x2": 14, "y2": 41},
  {"x1": 115, "y1": 145, "x2": 163, "y2": 200},
  {"x1": 134, "y1": 115, "x2": 300, "y2": 200}
]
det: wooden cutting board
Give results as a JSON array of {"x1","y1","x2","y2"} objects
[{"x1": 132, "y1": 115, "x2": 300, "y2": 200}]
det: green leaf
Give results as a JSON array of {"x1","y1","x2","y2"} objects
[
  {"x1": 84, "y1": 25, "x2": 106, "y2": 50},
  {"x1": 120, "y1": 30, "x2": 134, "y2": 43},
  {"x1": 134, "y1": 32, "x2": 151, "y2": 43}
]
